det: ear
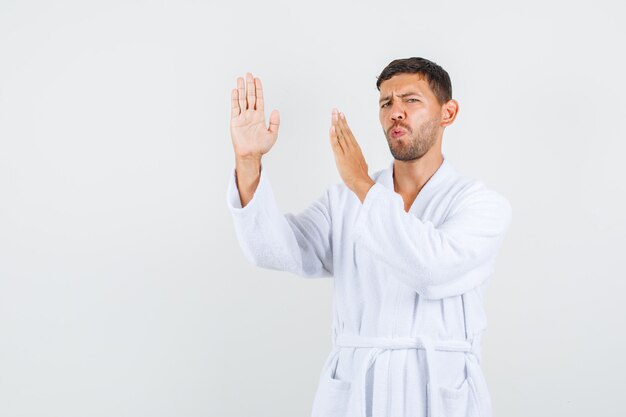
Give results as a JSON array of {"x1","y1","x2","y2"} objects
[{"x1": 440, "y1": 99, "x2": 459, "y2": 127}]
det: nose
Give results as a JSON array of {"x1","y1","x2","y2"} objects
[{"x1": 390, "y1": 102, "x2": 405, "y2": 121}]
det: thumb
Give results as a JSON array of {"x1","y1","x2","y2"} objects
[{"x1": 268, "y1": 109, "x2": 280, "y2": 136}]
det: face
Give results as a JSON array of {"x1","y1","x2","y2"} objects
[{"x1": 378, "y1": 73, "x2": 444, "y2": 162}]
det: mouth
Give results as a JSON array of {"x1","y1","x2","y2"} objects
[{"x1": 390, "y1": 127, "x2": 407, "y2": 139}]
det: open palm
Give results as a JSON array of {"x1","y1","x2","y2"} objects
[{"x1": 230, "y1": 72, "x2": 280, "y2": 159}]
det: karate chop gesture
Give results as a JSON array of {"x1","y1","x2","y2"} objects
[
  {"x1": 330, "y1": 109, "x2": 375, "y2": 203},
  {"x1": 230, "y1": 72, "x2": 280, "y2": 160}
]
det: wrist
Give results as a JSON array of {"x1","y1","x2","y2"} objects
[
  {"x1": 352, "y1": 177, "x2": 375, "y2": 203},
  {"x1": 235, "y1": 156, "x2": 262, "y2": 192},
  {"x1": 235, "y1": 153, "x2": 262, "y2": 167}
]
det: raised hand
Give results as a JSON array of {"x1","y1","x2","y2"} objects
[
  {"x1": 230, "y1": 72, "x2": 280, "y2": 161},
  {"x1": 329, "y1": 108, "x2": 375, "y2": 203}
]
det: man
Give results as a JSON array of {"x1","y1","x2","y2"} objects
[{"x1": 226, "y1": 57, "x2": 512, "y2": 417}]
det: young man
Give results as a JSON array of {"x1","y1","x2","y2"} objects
[{"x1": 226, "y1": 57, "x2": 512, "y2": 417}]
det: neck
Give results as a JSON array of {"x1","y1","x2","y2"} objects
[{"x1": 392, "y1": 147, "x2": 444, "y2": 197}]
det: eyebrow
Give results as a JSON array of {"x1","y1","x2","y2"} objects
[{"x1": 379, "y1": 91, "x2": 423, "y2": 104}]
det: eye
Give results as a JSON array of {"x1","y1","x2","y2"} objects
[
  {"x1": 407, "y1": 98, "x2": 419, "y2": 103},
  {"x1": 381, "y1": 102, "x2": 390, "y2": 108}
]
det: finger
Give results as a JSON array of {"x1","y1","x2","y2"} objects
[
  {"x1": 246, "y1": 72, "x2": 256, "y2": 110},
  {"x1": 335, "y1": 112, "x2": 352, "y2": 150},
  {"x1": 339, "y1": 112, "x2": 360, "y2": 150},
  {"x1": 255, "y1": 77, "x2": 264, "y2": 112},
  {"x1": 332, "y1": 108, "x2": 345, "y2": 141},
  {"x1": 237, "y1": 77, "x2": 246, "y2": 111},
  {"x1": 330, "y1": 109, "x2": 345, "y2": 151},
  {"x1": 231, "y1": 89, "x2": 240, "y2": 118},
  {"x1": 330, "y1": 125, "x2": 344, "y2": 154},
  {"x1": 268, "y1": 109, "x2": 280, "y2": 135}
]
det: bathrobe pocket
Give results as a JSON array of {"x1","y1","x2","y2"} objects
[
  {"x1": 436, "y1": 376, "x2": 481, "y2": 417},
  {"x1": 310, "y1": 350, "x2": 352, "y2": 417}
]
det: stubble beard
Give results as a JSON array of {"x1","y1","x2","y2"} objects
[{"x1": 385, "y1": 118, "x2": 440, "y2": 162}]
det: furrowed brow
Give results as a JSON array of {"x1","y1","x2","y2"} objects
[
  {"x1": 379, "y1": 91, "x2": 423, "y2": 103},
  {"x1": 398, "y1": 91, "x2": 423, "y2": 98}
]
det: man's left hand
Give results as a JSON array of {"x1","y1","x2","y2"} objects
[{"x1": 329, "y1": 109, "x2": 376, "y2": 203}]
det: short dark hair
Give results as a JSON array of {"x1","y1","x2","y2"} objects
[{"x1": 376, "y1": 57, "x2": 452, "y2": 106}]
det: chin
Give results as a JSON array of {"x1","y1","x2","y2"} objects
[{"x1": 393, "y1": 154, "x2": 422, "y2": 162}]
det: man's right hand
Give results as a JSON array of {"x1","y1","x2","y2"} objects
[
  {"x1": 230, "y1": 72, "x2": 280, "y2": 207},
  {"x1": 230, "y1": 72, "x2": 280, "y2": 161}
]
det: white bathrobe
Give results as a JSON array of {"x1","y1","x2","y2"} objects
[{"x1": 226, "y1": 155, "x2": 512, "y2": 417}]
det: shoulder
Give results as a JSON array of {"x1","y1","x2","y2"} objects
[{"x1": 445, "y1": 169, "x2": 513, "y2": 222}]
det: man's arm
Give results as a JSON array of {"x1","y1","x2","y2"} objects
[
  {"x1": 327, "y1": 110, "x2": 512, "y2": 299},
  {"x1": 234, "y1": 157, "x2": 261, "y2": 207},
  {"x1": 226, "y1": 72, "x2": 333, "y2": 278},
  {"x1": 226, "y1": 164, "x2": 333, "y2": 277},
  {"x1": 230, "y1": 72, "x2": 280, "y2": 206},
  {"x1": 353, "y1": 184, "x2": 512, "y2": 299}
]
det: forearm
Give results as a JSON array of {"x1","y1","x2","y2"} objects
[
  {"x1": 351, "y1": 177, "x2": 376, "y2": 203},
  {"x1": 226, "y1": 166, "x2": 333, "y2": 278},
  {"x1": 235, "y1": 156, "x2": 261, "y2": 207},
  {"x1": 354, "y1": 184, "x2": 512, "y2": 299}
]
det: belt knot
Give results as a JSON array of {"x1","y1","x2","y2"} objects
[{"x1": 333, "y1": 334, "x2": 477, "y2": 417}]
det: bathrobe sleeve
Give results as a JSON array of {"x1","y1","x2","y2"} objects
[
  {"x1": 353, "y1": 183, "x2": 512, "y2": 299},
  {"x1": 226, "y1": 164, "x2": 333, "y2": 278}
]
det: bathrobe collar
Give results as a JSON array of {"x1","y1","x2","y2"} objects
[{"x1": 377, "y1": 153, "x2": 455, "y2": 195}]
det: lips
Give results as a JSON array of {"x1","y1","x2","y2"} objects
[{"x1": 390, "y1": 126, "x2": 408, "y2": 139}]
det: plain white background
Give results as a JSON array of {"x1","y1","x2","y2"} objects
[{"x1": 1, "y1": 0, "x2": 625, "y2": 416}]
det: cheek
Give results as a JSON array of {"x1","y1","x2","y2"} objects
[
  {"x1": 407, "y1": 109, "x2": 431, "y2": 124},
  {"x1": 379, "y1": 111, "x2": 386, "y2": 125}
]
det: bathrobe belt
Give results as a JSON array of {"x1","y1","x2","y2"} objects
[{"x1": 335, "y1": 334, "x2": 479, "y2": 417}]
